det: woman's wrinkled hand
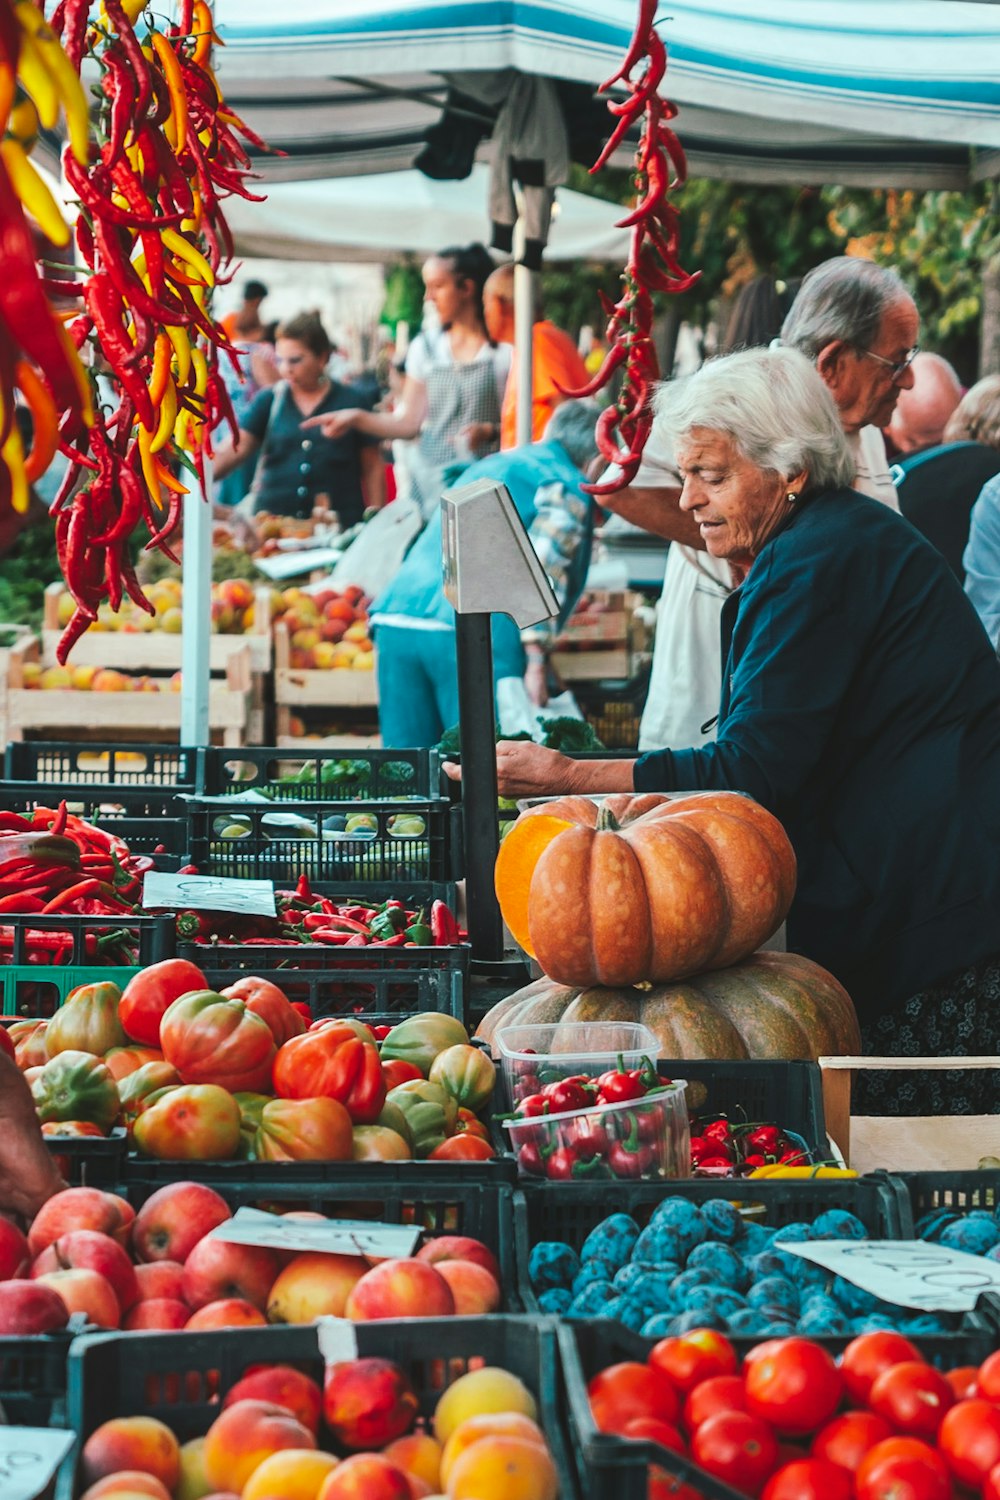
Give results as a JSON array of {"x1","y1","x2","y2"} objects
[
  {"x1": 301, "y1": 408, "x2": 360, "y2": 441},
  {"x1": 496, "y1": 740, "x2": 572, "y2": 799}
]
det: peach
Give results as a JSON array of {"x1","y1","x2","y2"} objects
[
  {"x1": 182, "y1": 1237, "x2": 279, "y2": 1311},
  {"x1": 324, "y1": 1357, "x2": 419, "y2": 1450},
  {"x1": 223, "y1": 1365, "x2": 323, "y2": 1434},
  {"x1": 34, "y1": 1268, "x2": 120, "y2": 1328},
  {"x1": 0, "y1": 1278, "x2": 69, "y2": 1334},
  {"x1": 440, "y1": 1415, "x2": 546, "y2": 1488},
  {"x1": 383, "y1": 1433, "x2": 443, "y2": 1492},
  {"x1": 445, "y1": 1435, "x2": 558, "y2": 1500},
  {"x1": 433, "y1": 1368, "x2": 538, "y2": 1444},
  {"x1": 132, "y1": 1181, "x2": 232, "y2": 1263},
  {"x1": 318, "y1": 1454, "x2": 411, "y2": 1500},
  {"x1": 80, "y1": 1474, "x2": 171, "y2": 1500},
  {"x1": 242, "y1": 1448, "x2": 340, "y2": 1500},
  {"x1": 266, "y1": 1252, "x2": 368, "y2": 1324},
  {"x1": 81, "y1": 1416, "x2": 181, "y2": 1491},
  {"x1": 434, "y1": 1261, "x2": 501, "y2": 1317},
  {"x1": 203, "y1": 1399, "x2": 316, "y2": 1493},
  {"x1": 32, "y1": 1229, "x2": 139, "y2": 1314},
  {"x1": 344, "y1": 1260, "x2": 455, "y2": 1322},
  {"x1": 175, "y1": 1435, "x2": 211, "y2": 1500},
  {"x1": 124, "y1": 1298, "x2": 189, "y2": 1330},
  {"x1": 184, "y1": 1298, "x2": 267, "y2": 1331},
  {"x1": 0, "y1": 1215, "x2": 29, "y2": 1278},
  {"x1": 134, "y1": 1259, "x2": 186, "y2": 1302},
  {"x1": 28, "y1": 1187, "x2": 134, "y2": 1256},
  {"x1": 416, "y1": 1237, "x2": 501, "y2": 1285}
]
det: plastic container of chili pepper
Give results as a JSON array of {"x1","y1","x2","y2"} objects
[
  {"x1": 504, "y1": 1082, "x2": 689, "y2": 1182},
  {"x1": 496, "y1": 1021, "x2": 660, "y2": 1110}
]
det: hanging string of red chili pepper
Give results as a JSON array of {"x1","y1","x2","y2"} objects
[
  {"x1": 41, "y1": 0, "x2": 270, "y2": 663},
  {"x1": 569, "y1": 0, "x2": 700, "y2": 495},
  {"x1": 0, "y1": 0, "x2": 93, "y2": 520}
]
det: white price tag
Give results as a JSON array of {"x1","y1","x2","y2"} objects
[
  {"x1": 783, "y1": 1238, "x2": 1000, "y2": 1311},
  {"x1": 209, "y1": 1208, "x2": 420, "y2": 1260},
  {"x1": 143, "y1": 873, "x2": 276, "y2": 918},
  {"x1": 255, "y1": 549, "x2": 343, "y2": 581},
  {"x1": 317, "y1": 1317, "x2": 359, "y2": 1363},
  {"x1": 0, "y1": 1427, "x2": 75, "y2": 1500}
]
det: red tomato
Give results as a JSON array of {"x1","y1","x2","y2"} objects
[
  {"x1": 868, "y1": 1361, "x2": 953, "y2": 1440},
  {"x1": 761, "y1": 1458, "x2": 852, "y2": 1500},
  {"x1": 811, "y1": 1411, "x2": 893, "y2": 1474},
  {"x1": 621, "y1": 1416, "x2": 688, "y2": 1453},
  {"x1": 855, "y1": 1437, "x2": 952, "y2": 1500},
  {"x1": 938, "y1": 1397, "x2": 1000, "y2": 1488},
  {"x1": 744, "y1": 1339, "x2": 842, "y2": 1436},
  {"x1": 944, "y1": 1364, "x2": 980, "y2": 1401},
  {"x1": 588, "y1": 1362, "x2": 681, "y2": 1434},
  {"x1": 691, "y1": 1411, "x2": 778, "y2": 1496},
  {"x1": 683, "y1": 1376, "x2": 747, "y2": 1432},
  {"x1": 980, "y1": 1349, "x2": 1000, "y2": 1402},
  {"x1": 428, "y1": 1135, "x2": 495, "y2": 1161},
  {"x1": 840, "y1": 1331, "x2": 924, "y2": 1406},
  {"x1": 381, "y1": 1059, "x2": 424, "y2": 1090},
  {"x1": 649, "y1": 1330, "x2": 738, "y2": 1394},
  {"x1": 119, "y1": 958, "x2": 210, "y2": 1047}
]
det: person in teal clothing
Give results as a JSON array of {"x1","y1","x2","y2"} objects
[{"x1": 372, "y1": 400, "x2": 601, "y2": 747}]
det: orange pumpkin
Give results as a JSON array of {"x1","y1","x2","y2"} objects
[
  {"x1": 495, "y1": 792, "x2": 796, "y2": 986},
  {"x1": 476, "y1": 951, "x2": 860, "y2": 1063}
]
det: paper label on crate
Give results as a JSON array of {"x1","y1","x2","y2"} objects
[
  {"x1": 208, "y1": 1208, "x2": 420, "y2": 1259},
  {"x1": 0, "y1": 1427, "x2": 75, "y2": 1500},
  {"x1": 317, "y1": 1317, "x2": 359, "y2": 1363},
  {"x1": 782, "y1": 1238, "x2": 1000, "y2": 1311},
  {"x1": 255, "y1": 548, "x2": 343, "y2": 581},
  {"x1": 143, "y1": 872, "x2": 277, "y2": 917},
  {"x1": 177, "y1": 790, "x2": 274, "y2": 805}
]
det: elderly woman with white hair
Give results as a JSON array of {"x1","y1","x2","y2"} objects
[{"x1": 449, "y1": 346, "x2": 1000, "y2": 1114}]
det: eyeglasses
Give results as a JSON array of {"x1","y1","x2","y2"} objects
[{"x1": 855, "y1": 344, "x2": 920, "y2": 381}]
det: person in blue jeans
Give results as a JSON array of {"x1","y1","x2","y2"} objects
[{"x1": 372, "y1": 400, "x2": 600, "y2": 747}]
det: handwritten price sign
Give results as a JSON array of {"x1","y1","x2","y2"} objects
[
  {"x1": 784, "y1": 1239, "x2": 1000, "y2": 1311},
  {"x1": 0, "y1": 1428, "x2": 75, "y2": 1500},
  {"x1": 143, "y1": 872, "x2": 276, "y2": 918}
]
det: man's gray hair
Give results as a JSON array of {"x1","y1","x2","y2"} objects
[
  {"x1": 545, "y1": 399, "x2": 601, "y2": 471},
  {"x1": 653, "y1": 346, "x2": 856, "y2": 492},
  {"x1": 781, "y1": 256, "x2": 911, "y2": 359}
]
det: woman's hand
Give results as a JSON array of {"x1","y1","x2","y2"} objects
[
  {"x1": 301, "y1": 408, "x2": 361, "y2": 441},
  {"x1": 441, "y1": 741, "x2": 571, "y2": 797}
]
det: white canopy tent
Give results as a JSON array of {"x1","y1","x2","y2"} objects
[{"x1": 221, "y1": 163, "x2": 632, "y2": 263}]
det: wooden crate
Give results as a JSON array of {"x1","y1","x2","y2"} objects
[
  {"x1": 273, "y1": 621, "x2": 377, "y2": 739},
  {"x1": 41, "y1": 583, "x2": 273, "y2": 673},
  {"x1": 6, "y1": 636, "x2": 253, "y2": 747},
  {"x1": 550, "y1": 590, "x2": 652, "y2": 683}
]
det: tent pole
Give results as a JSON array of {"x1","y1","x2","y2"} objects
[
  {"x1": 513, "y1": 224, "x2": 535, "y2": 447},
  {"x1": 180, "y1": 474, "x2": 212, "y2": 747}
]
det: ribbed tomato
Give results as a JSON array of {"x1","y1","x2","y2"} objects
[
  {"x1": 160, "y1": 991, "x2": 276, "y2": 1092},
  {"x1": 272, "y1": 1022, "x2": 385, "y2": 1123}
]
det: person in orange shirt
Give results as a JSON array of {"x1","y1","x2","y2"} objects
[
  {"x1": 465, "y1": 262, "x2": 588, "y2": 450},
  {"x1": 221, "y1": 278, "x2": 269, "y2": 345}
]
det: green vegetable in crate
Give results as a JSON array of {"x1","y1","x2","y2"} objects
[
  {"x1": 44, "y1": 981, "x2": 126, "y2": 1059},
  {"x1": 429, "y1": 1044, "x2": 496, "y2": 1112},
  {"x1": 376, "y1": 1099, "x2": 413, "y2": 1146},
  {"x1": 380, "y1": 1013, "x2": 470, "y2": 1078},
  {"x1": 385, "y1": 1080, "x2": 457, "y2": 1157},
  {"x1": 31, "y1": 1050, "x2": 121, "y2": 1132}
]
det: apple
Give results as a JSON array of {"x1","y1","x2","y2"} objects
[
  {"x1": 134, "y1": 1260, "x2": 186, "y2": 1303},
  {"x1": 344, "y1": 1260, "x2": 455, "y2": 1322},
  {"x1": 31, "y1": 1230, "x2": 139, "y2": 1314},
  {"x1": 132, "y1": 1181, "x2": 232, "y2": 1264},
  {"x1": 185, "y1": 1298, "x2": 268, "y2": 1331},
  {"x1": 0, "y1": 1279, "x2": 69, "y2": 1334},
  {"x1": 266, "y1": 1252, "x2": 368, "y2": 1324},
  {"x1": 182, "y1": 1238, "x2": 279, "y2": 1313},
  {"x1": 222, "y1": 1366, "x2": 322, "y2": 1434},
  {"x1": 28, "y1": 1188, "x2": 135, "y2": 1257},
  {"x1": 124, "y1": 1298, "x2": 190, "y2": 1331},
  {"x1": 324, "y1": 1358, "x2": 419, "y2": 1450},
  {"x1": 415, "y1": 1237, "x2": 501, "y2": 1284},
  {"x1": 433, "y1": 1260, "x2": 501, "y2": 1316},
  {"x1": 34, "y1": 1267, "x2": 120, "y2": 1328},
  {"x1": 0, "y1": 1215, "x2": 30, "y2": 1279}
]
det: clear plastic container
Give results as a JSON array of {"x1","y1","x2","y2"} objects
[
  {"x1": 496, "y1": 1021, "x2": 660, "y2": 1109},
  {"x1": 504, "y1": 1085, "x2": 690, "y2": 1182}
]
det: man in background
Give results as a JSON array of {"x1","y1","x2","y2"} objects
[
  {"x1": 885, "y1": 351, "x2": 962, "y2": 458},
  {"x1": 221, "y1": 278, "x2": 269, "y2": 345}
]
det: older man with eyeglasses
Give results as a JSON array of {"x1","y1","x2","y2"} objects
[{"x1": 598, "y1": 257, "x2": 920, "y2": 754}]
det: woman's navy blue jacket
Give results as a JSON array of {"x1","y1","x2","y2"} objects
[{"x1": 635, "y1": 487, "x2": 1000, "y2": 1021}]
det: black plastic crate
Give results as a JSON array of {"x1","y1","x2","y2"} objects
[
  {"x1": 186, "y1": 797, "x2": 452, "y2": 883},
  {"x1": 664, "y1": 1060, "x2": 827, "y2": 1162},
  {"x1": 558, "y1": 1313, "x2": 998, "y2": 1500},
  {"x1": 201, "y1": 745, "x2": 438, "y2": 799},
  {"x1": 5, "y1": 742, "x2": 199, "y2": 789},
  {"x1": 0, "y1": 912, "x2": 173, "y2": 971},
  {"x1": 573, "y1": 665, "x2": 651, "y2": 750},
  {"x1": 514, "y1": 1174, "x2": 907, "y2": 1314},
  {"x1": 0, "y1": 1329, "x2": 77, "y2": 1428},
  {"x1": 198, "y1": 954, "x2": 466, "y2": 1021},
  {"x1": 61, "y1": 1317, "x2": 577, "y2": 1499},
  {"x1": 0, "y1": 789, "x2": 188, "y2": 860},
  {"x1": 892, "y1": 1169, "x2": 1000, "y2": 1237},
  {"x1": 44, "y1": 1127, "x2": 129, "y2": 1187},
  {"x1": 120, "y1": 1163, "x2": 518, "y2": 1287}
]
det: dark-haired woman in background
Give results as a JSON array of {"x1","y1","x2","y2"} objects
[
  {"x1": 304, "y1": 243, "x2": 510, "y2": 515},
  {"x1": 213, "y1": 311, "x2": 385, "y2": 523}
]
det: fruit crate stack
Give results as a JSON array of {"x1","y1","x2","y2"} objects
[
  {"x1": 271, "y1": 581, "x2": 377, "y2": 741},
  {"x1": 549, "y1": 590, "x2": 653, "y2": 683}
]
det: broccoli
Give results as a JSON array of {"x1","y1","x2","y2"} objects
[
  {"x1": 539, "y1": 717, "x2": 605, "y2": 751},
  {"x1": 379, "y1": 760, "x2": 416, "y2": 790}
]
